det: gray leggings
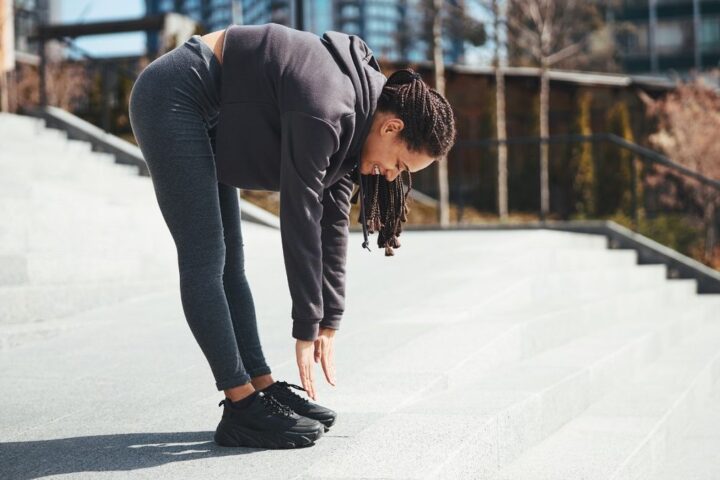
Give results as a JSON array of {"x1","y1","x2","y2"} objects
[{"x1": 128, "y1": 35, "x2": 272, "y2": 391}]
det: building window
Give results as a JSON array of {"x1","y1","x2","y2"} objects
[
  {"x1": 655, "y1": 19, "x2": 693, "y2": 54},
  {"x1": 700, "y1": 16, "x2": 720, "y2": 53},
  {"x1": 340, "y1": 5, "x2": 361, "y2": 18}
]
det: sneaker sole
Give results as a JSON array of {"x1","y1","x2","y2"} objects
[
  {"x1": 321, "y1": 417, "x2": 336, "y2": 432},
  {"x1": 214, "y1": 420, "x2": 324, "y2": 449}
]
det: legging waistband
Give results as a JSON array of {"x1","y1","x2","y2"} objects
[
  {"x1": 169, "y1": 35, "x2": 223, "y2": 128},
  {"x1": 184, "y1": 35, "x2": 222, "y2": 88}
]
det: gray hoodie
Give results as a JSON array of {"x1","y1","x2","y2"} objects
[{"x1": 214, "y1": 23, "x2": 386, "y2": 341}]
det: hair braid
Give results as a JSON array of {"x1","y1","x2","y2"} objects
[
  {"x1": 353, "y1": 68, "x2": 456, "y2": 256},
  {"x1": 354, "y1": 166, "x2": 412, "y2": 256}
]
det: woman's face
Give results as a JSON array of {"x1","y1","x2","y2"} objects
[{"x1": 359, "y1": 111, "x2": 435, "y2": 182}]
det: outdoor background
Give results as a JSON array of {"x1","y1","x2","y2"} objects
[{"x1": 2, "y1": 0, "x2": 719, "y2": 269}]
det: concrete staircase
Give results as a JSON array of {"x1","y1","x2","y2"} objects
[
  {"x1": 0, "y1": 112, "x2": 179, "y2": 349},
  {"x1": 297, "y1": 230, "x2": 720, "y2": 479},
  {"x1": 1, "y1": 112, "x2": 719, "y2": 479}
]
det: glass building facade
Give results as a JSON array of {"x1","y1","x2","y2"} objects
[
  {"x1": 239, "y1": 0, "x2": 465, "y2": 64},
  {"x1": 145, "y1": 0, "x2": 242, "y2": 54},
  {"x1": 145, "y1": 0, "x2": 465, "y2": 63},
  {"x1": 13, "y1": 0, "x2": 59, "y2": 55},
  {"x1": 611, "y1": 0, "x2": 720, "y2": 74}
]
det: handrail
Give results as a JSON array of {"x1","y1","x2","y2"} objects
[{"x1": 454, "y1": 133, "x2": 720, "y2": 191}]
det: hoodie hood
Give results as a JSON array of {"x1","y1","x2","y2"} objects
[{"x1": 321, "y1": 31, "x2": 387, "y2": 252}]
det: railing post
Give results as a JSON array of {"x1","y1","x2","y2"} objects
[
  {"x1": 38, "y1": 37, "x2": 47, "y2": 107},
  {"x1": 538, "y1": 137, "x2": 544, "y2": 222},
  {"x1": 630, "y1": 154, "x2": 638, "y2": 230}
]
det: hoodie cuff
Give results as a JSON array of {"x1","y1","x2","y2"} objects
[
  {"x1": 292, "y1": 319, "x2": 321, "y2": 342},
  {"x1": 319, "y1": 314, "x2": 342, "y2": 331}
]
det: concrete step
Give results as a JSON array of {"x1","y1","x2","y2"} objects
[
  {"x1": 1, "y1": 130, "x2": 86, "y2": 153},
  {"x1": 406, "y1": 228, "x2": 609, "y2": 250},
  {"x1": 20, "y1": 250, "x2": 176, "y2": 285},
  {"x1": 419, "y1": 264, "x2": 690, "y2": 319},
  {"x1": 0, "y1": 213, "x2": 173, "y2": 263},
  {"x1": 0, "y1": 168, "x2": 153, "y2": 199},
  {"x1": 0, "y1": 254, "x2": 28, "y2": 286},
  {"x1": 0, "y1": 245, "x2": 176, "y2": 288},
  {"x1": 0, "y1": 115, "x2": 60, "y2": 139},
  {"x1": 314, "y1": 280, "x2": 705, "y2": 411},
  {"x1": 0, "y1": 188, "x2": 172, "y2": 257},
  {"x1": 357, "y1": 282, "x2": 702, "y2": 390},
  {"x1": 389, "y1": 247, "x2": 639, "y2": 278},
  {"x1": 0, "y1": 241, "x2": 634, "y2": 287},
  {"x1": 0, "y1": 283, "x2": 177, "y2": 350},
  {"x1": 0, "y1": 151, "x2": 137, "y2": 177},
  {"x1": 0, "y1": 278, "x2": 178, "y2": 328},
  {"x1": 484, "y1": 268, "x2": 695, "y2": 314},
  {"x1": 653, "y1": 383, "x2": 720, "y2": 480},
  {"x1": 0, "y1": 132, "x2": 116, "y2": 159},
  {"x1": 0, "y1": 149, "x2": 140, "y2": 179},
  {"x1": 0, "y1": 112, "x2": 47, "y2": 128},
  {"x1": 298, "y1": 298, "x2": 717, "y2": 479},
  {"x1": 491, "y1": 316, "x2": 720, "y2": 480}
]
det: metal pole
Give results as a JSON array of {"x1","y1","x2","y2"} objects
[
  {"x1": 693, "y1": 0, "x2": 702, "y2": 71},
  {"x1": 37, "y1": 0, "x2": 49, "y2": 107},
  {"x1": 630, "y1": 155, "x2": 638, "y2": 229},
  {"x1": 649, "y1": 0, "x2": 658, "y2": 73},
  {"x1": 39, "y1": 37, "x2": 47, "y2": 107},
  {"x1": 295, "y1": 0, "x2": 304, "y2": 31},
  {"x1": 101, "y1": 63, "x2": 111, "y2": 131}
]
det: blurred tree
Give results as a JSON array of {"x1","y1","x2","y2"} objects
[
  {"x1": 601, "y1": 101, "x2": 636, "y2": 217},
  {"x1": 639, "y1": 74, "x2": 720, "y2": 262},
  {"x1": 462, "y1": 0, "x2": 510, "y2": 220},
  {"x1": 14, "y1": 59, "x2": 88, "y2": 112},
  {"x1": 410, "y1": 0, "x2": 486, "y2": 226},
  {"x1": 505, "y1": 0, "x2": 615, "y2": 221},
  {"x1": 569, "y1": 90, "x2": 596, "y2": 219}
]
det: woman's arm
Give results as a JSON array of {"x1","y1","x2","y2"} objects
[
  {"x1": 319, "y1": 171, "x2": 355, "y2": 331},
  {"x1": 278, "y1": 110, "x2": 340, "y2": 342}
]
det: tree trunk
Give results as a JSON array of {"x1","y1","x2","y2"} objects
[
  {"x1": 432, "y1": 0, "x2": 450, "y2": 227},
  {"x1": 493, "y1": 0, "x2": 509, "y2": 221},
  {"x1": 539, "y1": 62, "x2": 550, "y2": 220},
  {"x1": 704, "y1": 190, "x2": 718, "y2": 262},
  {"x1": 0, "y1": 0, "x2": 8, "y2": 112},
  {"x1": 0, "y1": 71, "x2": 8, "y2": 113}
]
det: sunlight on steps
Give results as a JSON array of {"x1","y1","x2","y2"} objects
[{"x1": 1, "y1": 112, "x2": 719, "y2": 479}]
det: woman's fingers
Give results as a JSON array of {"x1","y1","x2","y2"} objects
[
  {"x1": 299, "y1": 362, "x2": 313, "y2": 400},
  {"x1": 303, "y1": 362, "x2": 316, "y2": 400},
  {"x1": 321, "y1": 339, "x2": 336, "y2": 386},
  {"x1": 314, "y1": 338, "x2": 322, "y2": 363},
  {"x1": 296, "y1": 340, "x2": 317, "y2": 401},
  {"x1": 296, "y1": 333, "x2": 337, "y2": 401}
]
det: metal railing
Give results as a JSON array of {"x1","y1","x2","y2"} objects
[{"x1": 411, "y1": 133, "x2": 720, "y2": 269}]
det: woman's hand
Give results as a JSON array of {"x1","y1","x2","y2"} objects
[{"x1": 295, "y1": 327, "x2": 337, "y2": 401}]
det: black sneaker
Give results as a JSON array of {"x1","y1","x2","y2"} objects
[
  {"x1": 262, "y1": 381, "x2": 338, "y2": 432},
  {"x1": 214, "y1": 391, "x2": 324, "y2": 449}
]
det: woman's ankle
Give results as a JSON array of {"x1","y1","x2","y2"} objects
[
  {"x1": 250, "y1": 373, "x2": 275, "y2": 391},
  {"x1": 224, "y1": 381, "x2": 256, "y2": 402}
]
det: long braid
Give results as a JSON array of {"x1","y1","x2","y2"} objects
[{"x1": 353, "y1": 68, "x2": 456, "y2": 256}]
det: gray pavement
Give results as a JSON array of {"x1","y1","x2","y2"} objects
[
  {"x1": 2, "y1": 225, "x2": 720, "y2": 479},
  {"x1": 5, "y1": 112, "x2": 720, "y2": 479}
]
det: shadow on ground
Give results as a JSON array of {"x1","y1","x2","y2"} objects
[{"x1": 0, "y1": 431, "x2": 282, "y2": 479}]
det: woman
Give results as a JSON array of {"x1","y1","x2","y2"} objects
[{"x1": 128, "y1": 23, "x2": 456, "y2": 450}]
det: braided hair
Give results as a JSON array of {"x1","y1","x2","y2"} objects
[{"x1": 351, "y1": 68, "x2": 457, "y2": 256}]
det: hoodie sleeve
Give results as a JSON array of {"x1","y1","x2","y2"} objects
[
  {"x1": 319, "y1": 170, "x2": 355, "y2": 331},
  {"x1": 279, "y1": 110, "x2": 341, "y2": 342}
]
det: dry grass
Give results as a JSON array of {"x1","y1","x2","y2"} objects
[{"x1": 239, "y1": 189, "x2": 541, "y2": 227}]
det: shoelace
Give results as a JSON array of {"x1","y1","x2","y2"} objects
[
  {"x1": 218, "y1": 393, "x2": 294, "y2": 417},
  {"x1": 272, "y1": 381, "x2": 310, "y2": 404},
  {"x1": 260, "y1": 392, "x2": 294, "y2": 417}
]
